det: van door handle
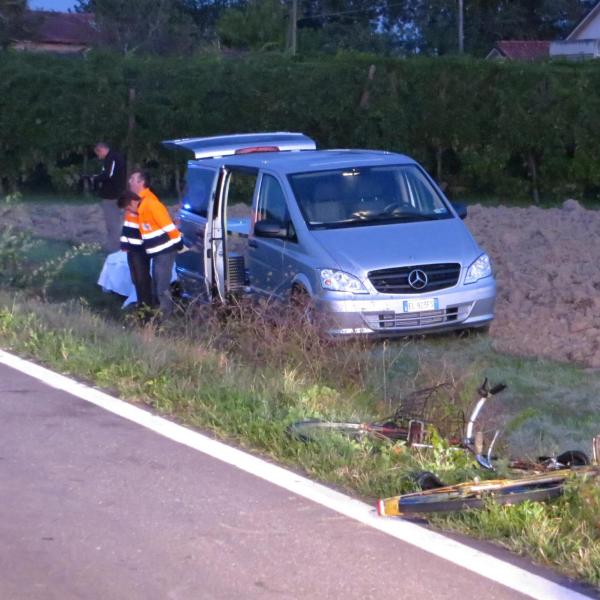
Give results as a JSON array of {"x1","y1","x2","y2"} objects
[{"x1": 248, "y1": 240, "x2": 258, "y2": 248}]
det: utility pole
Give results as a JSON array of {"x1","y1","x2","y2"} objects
[
  {"x1": 458, "y1": 0, "x2": 464, "y2": 53},
  {"x1": 291, "y1": 0, "x2": 298, "y2": 55}
]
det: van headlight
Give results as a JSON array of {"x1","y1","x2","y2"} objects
[
  {"x1": 320, "y1": 269, "x2": 368, "y2": 294},
  {"x1": 465, "y1": 253, "x2": 492, "y2": 284}
]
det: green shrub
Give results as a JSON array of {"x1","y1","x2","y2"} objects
[{"x1": 2, "y1": 52, "x2": 600, "y2": 203}]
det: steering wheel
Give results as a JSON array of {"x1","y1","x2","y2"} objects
[
  {"x1": 382, "y1": 202, "x2": 405, "y2": 214},
  {"x1": 383, "y1": 202, "x2": 420, "y2": 215}
]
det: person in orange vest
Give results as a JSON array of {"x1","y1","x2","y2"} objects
[
  {"x1": 118, "y1": 190, "x2": 153, "y2": 312},
  {"x1": 128, "y1": 170, "x2": 182, "y2": 318}
]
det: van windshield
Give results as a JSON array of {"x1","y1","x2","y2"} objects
[{"x1": 288, "y1": 165, "x2": 452, "y2": 229}]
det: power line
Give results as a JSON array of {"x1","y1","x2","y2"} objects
[{"x1": 296, "y1": 1, "x2": 406, "y2": 23}]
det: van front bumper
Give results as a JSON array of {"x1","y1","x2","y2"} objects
[{"x1": 314, "y1": 279, "x2": 496, "y2": 336}]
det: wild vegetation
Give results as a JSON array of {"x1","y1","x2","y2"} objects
[{"x1": 0, "y1": 232, "x2": 598, "y2": 587}]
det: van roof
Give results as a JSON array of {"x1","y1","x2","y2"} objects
[
  {"x1": 186, "y1": 149, "x2": 416, "y2": 174},
  {"x1": 162, "y1": 132, "x2": 414, "y2": 174}
]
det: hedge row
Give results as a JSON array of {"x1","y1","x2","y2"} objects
[{"x1": 2, "y1": 51, "x2": 600, "y2": 202}]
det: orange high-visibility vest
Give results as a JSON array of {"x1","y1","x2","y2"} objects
[{"x1": 138, "y1": 188, "x2": 182, "y2": 256}]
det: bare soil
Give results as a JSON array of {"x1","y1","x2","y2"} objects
[
  {"x1": 2, "y1": 199, "x2": 599, "y2": 368},
  {"x1": 469, "y1": 200, "x2": 600, "y2": 369}
]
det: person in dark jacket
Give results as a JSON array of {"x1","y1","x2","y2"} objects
[
  {"x1": 94, "y1": 142, "x2": 127, "y2": 253},
  {"x1": 118, "y1": 191, "x2": 153, "y2": 312}
]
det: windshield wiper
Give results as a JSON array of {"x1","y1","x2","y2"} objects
[{"x1": 370, "y1": 212, "x2": 440, "y2": 222}]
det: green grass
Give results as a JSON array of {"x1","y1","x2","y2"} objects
[
  {"x1": 0, "y1": 235, "x2": 599, "y2": 588},
  {"x1": 23, "y1": 239, "x2": 122, "y2": 313}
]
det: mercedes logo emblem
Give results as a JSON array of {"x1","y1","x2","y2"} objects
[{"x1": 408, "y1": 269, "x2": 428, "y2": 290}]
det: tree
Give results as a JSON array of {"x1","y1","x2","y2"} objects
[
  {"x1": 75, "y1": 0, "x2": 200, "y2": 54},
  {"x1": 0, "y1": 0, "x2": 26, "y2": 49},
  {"x1": 179, "y1": 0, "x2": 241, "y2": 43},
  {"x1": 297, "y1": 0, "x2": 391, "y2": 54},
  {"x1": 216, "y1": 0, "x2": 286, "y2": 50}
]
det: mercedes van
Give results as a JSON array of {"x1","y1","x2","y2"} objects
[{"x1": 164, "y1": 132, "x2": 496, "y2": 335}]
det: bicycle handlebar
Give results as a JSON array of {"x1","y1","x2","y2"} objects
[
  {"x1": 477, "y1": 378, "x2": 507, "y2": 398},
  {"x1": 465, "y1": 380, "x2": 508, "y2": 467}
]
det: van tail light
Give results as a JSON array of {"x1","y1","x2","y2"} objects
[{"x1": 235, "y1": 146, "x2": 279, "y2": 155}]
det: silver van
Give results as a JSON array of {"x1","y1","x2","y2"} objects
[{"x1": 164, "y1": 132, "x2": 496, "y2": 335}]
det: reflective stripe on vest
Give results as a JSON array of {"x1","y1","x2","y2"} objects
[
  {"x1": 120, "y1": 211, "x2": 143, "y2": 251},
  {"x1": 142, "y1": 231, "x2": 182, "y2": 254}
]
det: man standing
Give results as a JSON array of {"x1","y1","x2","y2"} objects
[
  {"x1": 94, "y1": 142, "x2": 126, "y2": 253},
  {"x1": 128, "y1": 170, "x2": 182, "y2": 319}
]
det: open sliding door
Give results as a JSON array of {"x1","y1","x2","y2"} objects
[{"x1": 211, "y1": 166, "x2": 259, "y2": 302}]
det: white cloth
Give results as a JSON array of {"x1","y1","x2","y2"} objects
[{"x1": 97, "y1": 251, "x2": 177, "y2": 308}]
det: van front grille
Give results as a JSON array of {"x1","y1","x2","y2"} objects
[
  {"x1": 368, "y1": 263, "x2": 461, "y2": 294},
  {"x1": 363, "y1": 304, "x2": 471, "y2": 331}
]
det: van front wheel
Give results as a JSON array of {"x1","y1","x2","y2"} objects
[{"x1": 290, "y1": 285, "x2": 316, "y2": 326}]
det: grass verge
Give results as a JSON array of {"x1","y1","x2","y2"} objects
[{"x1": 0, "y1": 231, "x2": 599, "y2": 588}]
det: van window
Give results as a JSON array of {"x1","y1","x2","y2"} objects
[
  {"x1": 182, "y1": 167, "x2": 216, "y2": 217},
  {"x1": 226, "y1": 170, "x2": 257, "y2": 215},
  {"x1": 257, "y1": 174, "x2": 289, "y2": 224},
  {"x1": 400, "y1": 168, "x2": 440, "y2": 213},
  {"x1": 288, "y1": 164, "x2": 450, "y2": 229}
]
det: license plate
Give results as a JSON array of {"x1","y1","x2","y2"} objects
[{"x1": 402, "y1": 298, "x2": 439, "y2": 313}]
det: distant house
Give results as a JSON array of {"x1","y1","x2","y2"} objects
[
  {"x1": 487, "y1": 2, "x2": 600, "y2": 61},
  {"x1": 11, "y1": 11, "x2": 98, "y2": 54},
  {"x1": 486, "y1": 40, "x2": 550, "y2": 61},
  {"x1": 550, "y1": 3, "x2": 600, "y2": 59}
]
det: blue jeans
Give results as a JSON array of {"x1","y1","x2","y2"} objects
[{"x1": 151, "y1": 250, "x2": 176, "y2": 318}]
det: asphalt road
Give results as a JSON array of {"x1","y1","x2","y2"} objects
[{"x1": 0, "y1": 362, "x2": 592, "y2": 600}]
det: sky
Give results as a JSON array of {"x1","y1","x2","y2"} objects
[{"x1": 29, "y1": 0, "x2": 78, "y2": 11}]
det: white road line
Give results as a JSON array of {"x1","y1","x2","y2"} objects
[{"x1": 0, "y1": 349, "x2": 592, "y2": 600}]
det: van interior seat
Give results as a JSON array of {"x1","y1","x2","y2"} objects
[
  {"x1": 353, "y1": 180, "x2": 387, "y2": 214},
  {"x1": 308, "y1": 181, "x2": 345, "y2": 223}
]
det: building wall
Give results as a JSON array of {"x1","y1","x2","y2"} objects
[
  {"x1": 550, "y1": 39, "x2": 600, "y2": 59},
  {"x1": 569, "y1": 13, "x2": 600, "y2": 40}
]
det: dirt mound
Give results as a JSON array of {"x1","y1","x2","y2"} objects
[{"x1": 2, "y1": 199, "x2": 599, "y2": 367}]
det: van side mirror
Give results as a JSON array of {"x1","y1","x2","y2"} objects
[
  {"x1": 452, "y1": 202, "x2": 468, "y2": 220},
  {"x1": 254, "y1": 219, "x2": 288, "y2": 238}
]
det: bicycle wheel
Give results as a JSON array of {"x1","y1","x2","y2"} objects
[
  {"x1": 287, "y1": 419, "x2": 409, "y2": 443},
  {"x1": 377, "y1": 472, "x2": 569, "y2": 517},
  {"x1": 287, "y1": 420, "x2": 365, "y2": 443}
]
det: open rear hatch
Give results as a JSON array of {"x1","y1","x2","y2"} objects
[{"x1": 162, "y1": 132, "x2": 316, "y2": 159}]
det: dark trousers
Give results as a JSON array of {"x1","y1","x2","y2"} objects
[
  {"x1": 127, "y1": 251, "x2": 153, "y2": 309},
  {"x1": 101, "y1": 199, "x2": 123, "y2": 253},
  {"x1": 151, "y1": 250, "x2": 176, "y2": 317}
]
